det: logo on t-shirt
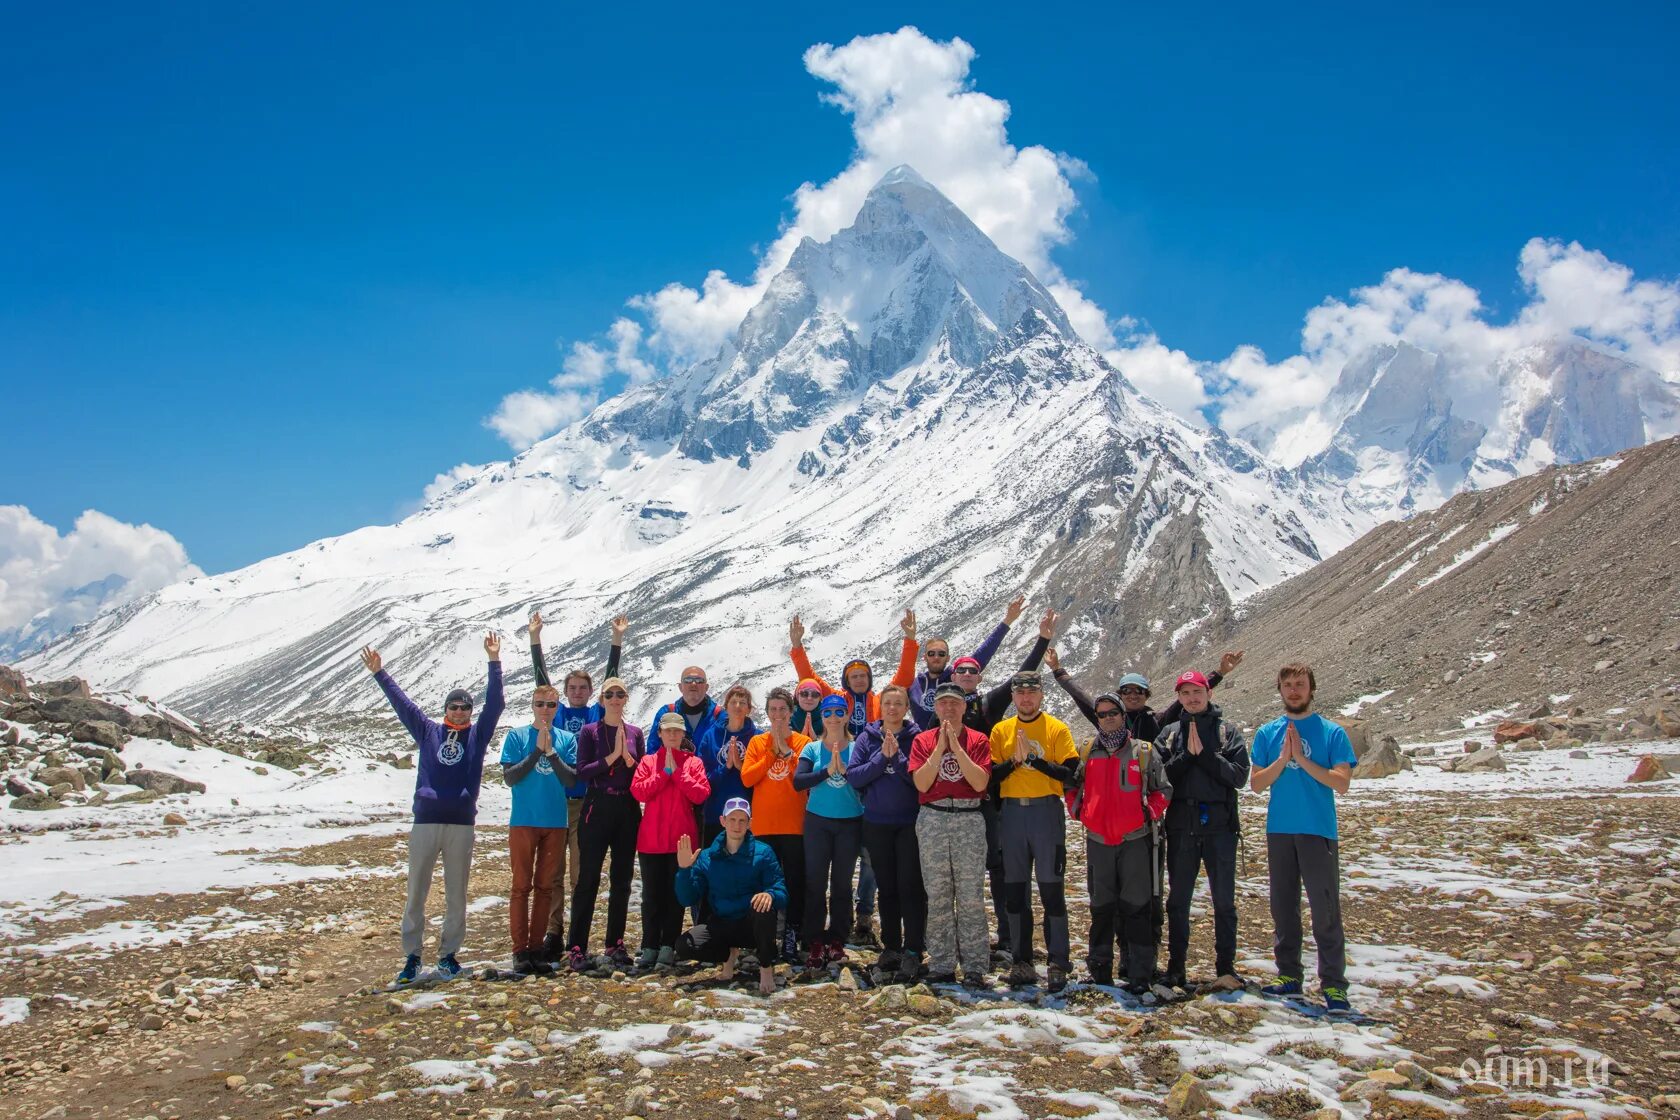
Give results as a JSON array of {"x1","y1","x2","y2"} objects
[
  {"x1": 535, "y1": 754, "x2": 554, "y2": 776},
  {"x1": 564, "y1": 714, "x2": 585, "y2": 734},
  {"x1": 438, "y1": 732, "x2": 465, "y2": 767},
  {"x1": 768, "y1": 757, "x2": 793, "y2": 783},
  {"x1": 825, "y1": 770, "x2": 848, "y2": 789},
  {"x1": 937, "y1": 751, "x2": 964, "y2": 783}
]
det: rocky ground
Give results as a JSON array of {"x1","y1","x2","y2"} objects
[{"x1": 3, "y1": 739, "x2": 1678, "y2": 1120}]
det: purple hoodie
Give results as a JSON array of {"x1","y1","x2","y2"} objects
[
  {"x1": 376, "y1": 663, "x2": 505, "y2": 826},
  {"x1": 845, "y1": 718, "x2": 923, "y2": 826},
  {"x1": 576, "y1": 719, "x2": 646, "y2": 795}
]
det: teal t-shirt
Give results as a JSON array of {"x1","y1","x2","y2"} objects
[
  {"x1": 800, "y1": 742, "x2": 864, "y2": 819},
  {"x1": 500, "y1": 725, "x2": 576, "y2": 829},
  {"x1": 1249, "y1": 714, "x2": 1356, "y2": 840}
]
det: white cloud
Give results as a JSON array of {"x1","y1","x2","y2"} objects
[
  {"x1": 484, "y1": 315, "x2": 656, "y2": 450},
  {"x1": 421, "y1": 463, "x2": 485, "y2": 505},
  {"x1": 486, "y1": 388, "x2": 594, "y2": 449},
  {"x1": 0, "y1": 506, "x2": 203, "y2": 652}
]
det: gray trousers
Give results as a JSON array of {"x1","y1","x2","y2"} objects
[
  {"x1": 403, "y1": 822, "x2": 475, "y2": 958},
  {"x1": 1000, "y1": 796, "x2": 1070, "y2": 968},
  {"x1": 1267, "y1": 832, "x2": 1347, "y2": 989},
  {"x1": 916, "y1": 808, "x2": 989, "y2": 978}
]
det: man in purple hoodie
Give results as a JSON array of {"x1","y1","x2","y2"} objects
[{"x1": 362, "y1": 633, "x2": 505, "y2": 985}]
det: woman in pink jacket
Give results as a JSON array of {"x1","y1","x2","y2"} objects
[{"x1": 632, "y1": 711, "x2": 711, "y2": 968}]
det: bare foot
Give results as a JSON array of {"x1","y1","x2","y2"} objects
[
  {"x1": 758, "y1": 966, "x2": 776, "y2": 995},
  {"x1": 720, "y1": 947, "x2": 738, "y2": 981}
]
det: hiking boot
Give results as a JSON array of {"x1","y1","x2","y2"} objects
[
  {"x1": 1007, "y1": 960, "x2": 1038, "y2": 988},
  {"x1": 656, "y1": 946, "x2": 677, "y2": 968},
  {"x1": 1323, "y1": 986, "x2": 1352, "y2": 1013},
  {"x1": 803, "y1": 945, "x2": 827, "y2": 974},
  {"x1": 635, "y1": 946, "x2": 658, "y2": 970},
  {"x1": 435, "y1": 954, "x2": 463, "y2": 981},
  {"x1": 526, "y1": 953, "x2": 554, "y2": 976},
  {"x1": 780, "y1": 927, "x2": 801, "y2": 964},
  {"x1": 894, "y1": 953, "x2": 922, "y2": 985},
  {"x1": 924, "y1": 970, "x2": 957, "y2": 985},
  {"x1": 607, "y1": 941, "x2": 633, "y2": 970},
  {"x1": 824, "y1": 940, "x2": 848, "y2": 965},
  {"x1": 876, "y1": 949, "x2": 902, "y2": 975},
  {"x1": 1123, "y1": 978, "x2": 1151, "y2": 998},
  {"x1": 513, "y1": 950, "x2": 536, "y2": 974},
  {"x1": 1157, "y1": 968, "x2": 1187, "y2": 991},
  {"x1": 851, "y1": 917, "x2": 880, "y2": 949},
  {"x1": 567, "y1": 946, "x2": 589, "y2": 973},
  {"x1": 541, "y1": 932, "x2": 565, "y2": 962},
  {"x1": 1086, "y1": 963, "x2": 1113, "y2": 987},
  {"x1": 1261, "y1": 976, "x2": 1303, "y2": 997},
  {"x1": 1209, "y1": 972, "x2": 1245, "y2": 992},
  {"x1": 395, "y1": 954, "x2": 422, "y2": 985},
  {"x1": 1047, "y1": 964, "x2": 1068, "y2": 994},
  {"x1": 959, "y1": 972, "x2": 991, "y2": 993}
]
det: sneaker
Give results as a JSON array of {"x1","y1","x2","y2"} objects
[
  {"x1": 435, "y1": 954, "x2": 463, "y2": 981},
  {"x1": 607, "y1": 941, "x2": 633, "y2": 970},
  {"x1": 1209, "y1": 972, "x2": 1245, "y2": 992},
  {"x1": 1261, "y1": 976, "x2": 1304, "y2": 997},
  {"x1": 824, "y1": 940, "x2": 847, "y2": 965},
  {"x1": 1086, "y1": 963, "x2": 1113, "y2": 987},
  {"x1": 1007, "y1": 960, "x2": 1038, "y2": 988},
  {"x1": 1323, "y1": 986, "x2": 1352, "y2": 1013},
  {"x1": 851, "y1": 917, "x2": 880, "y2": 949},
  {"x1": 1047, "y1": 964, "x2": 1068, "y2": 994},
  {"x1": 541, "y1": 932, "x2": 565, "y2": 962},
  {"x1": 395, "y1": 954, "x2": 422, "y2": 985},
  {"x1": 656, "y1": 946, "x2": 677, "y2": 968},
  {"x1": 635, "y1": 946, "x2": 658, "y2": 970},
  {"x1": 780, "y1": 927, "x2": 801, "y2": 964},
  {"x1": 567, "y1": 946, "x2": 588, "y2": 973},
  {"x1": 804, "y1": 945, "x2": 827, "y2": 974},
  {"x1": 894, "y1": 953, "x2": 921, "y2": 985}
]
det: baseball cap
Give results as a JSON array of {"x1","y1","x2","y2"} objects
[
  {"x1": 1010, "y1": 670, "x2": 1042, "y2": 691},
  {"x1": 1174, "y1": 671, "x2": 1210, "y2": 691},
  {"x1": 657, "y1": 711, "x2": 687, "y2": 731},
  {"x1": 818, "y1": 695, "x2": 849, "y2": 716},
  {"x1": 931, "y1": 681, "x2": 967, "y2": 702},
  {"x1": 722, "y1": 796, "x2": 751, "y2": 817},
  {"x1": 1117, "y1": 672, "x2": 1151, "y2": 695},
  {"x1": 952, "y1": 656, "x2": 981, "y2": 671}
]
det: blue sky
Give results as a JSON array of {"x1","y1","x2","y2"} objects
[{"x1": 5, "y1": 0, "x2": 1678, "y2": 579}]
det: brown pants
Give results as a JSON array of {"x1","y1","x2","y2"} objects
[
  {"x1": 509, "y1": 826, "x2": 566, "y2": 953},
  {"x1": 546, "y1": 798, "x2": 584, "y2": 937}
]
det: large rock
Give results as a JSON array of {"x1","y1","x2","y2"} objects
[
  {"x1": 39, "y1": 696, "x2": 134, "y2": 726},
  {"x1": 1628, "y1": 755, "x2": 1680, "y2": 783},
  {"x1": 69, "y1": 720, "x2": 129, "y2": 749},
  {"x1": 9, "y1": 793, "x2": 62, "y2": 811},
  {"x1": 1494, "y1": 720, "x2": 1539, "y2": 745},
  {"x1": 1352, "y1": 738, "x2": 1405, "y2": 779},
  {"x1": 129, "y1": 713, "x2": 206, "y2": 747},
  {"x1": 37, "y1": 766, "x2": 87, "y2": 791},
  {"x1": 31, "y1": 677, "x2": 93, "y2": 700},
  {"x1": 0, "y1": 665, "x2": 25, "y2": 700},
  {"x1": 1642, "y1": 700, "x2": 1680, "y2": 738},
  {"x1": 5, "y1": 774, "x2": 43, "y2": 797},
  {"x1": 1448, "y1": 747, "x2": 1508, "y2": 773},
  {"x1": 125, "y1": 768, "x2": 206, "y2": 795},
  {"x1": 1332, "y1": 718, "x2": 1371, "y2": 760},
  {"x1": 2, "y1": 700, "x2": 46, "y2": 724}
]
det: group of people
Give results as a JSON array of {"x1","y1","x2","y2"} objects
[{"x1": 362, "y1": 599, "x2": 1357, "y2": 1009}]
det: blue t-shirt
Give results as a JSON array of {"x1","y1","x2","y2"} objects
[
  {"x1": 1249, "y1": 714, "x2": 1356, "y2": 840},
  {"x1": 800, "y1": 742, "x2": 864, "y2": 819},
  {"x1": 554, "y1": 703, "x2": 600, "y2": 798},
  {"x1": 500, "y1": 725, "x2": 577, "y2": 829}
]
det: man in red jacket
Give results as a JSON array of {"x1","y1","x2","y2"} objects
[{"x1": 1072, "y1": 690, "x2": 1171, "y2": 996}]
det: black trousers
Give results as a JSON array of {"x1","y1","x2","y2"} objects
[
  {"x1": 1165, "y1": 829, "x2": 1239, "y2": 976},
  {"x1": 1088, "y1": 834, "x2": 1156, "y2": 983},
  {"x1": 863, "y1": 818, "x2": 926, "y2": 953},
  {"x1": 567, "y1": 790, "x2": 640, "y2": 952},
  {"x1": 638, "y1": 852, "x2": 682, "y2": 950},
  {"x1": 803, "y1": 813, "x2": 862, "y2": 942},
  {"x1": 760, "y1": 833, "x2": 806, "y2": 942},
  {"x1": 1268, "y1": 833, "x2": 1347, "y2": 988},
  {"x1": 677, "y1": 908, "x2": 779, "y2": 964}
]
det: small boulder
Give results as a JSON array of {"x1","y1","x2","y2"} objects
[
  {"x1": 0, "y1": 665, "x2": 25, "y2": 700},
  {"x1": 1629, "y1": 755, "x2": 1679, "y2": 783},
  {"x1": 126, "y1": 769, "x2": 206, "y2": 796},
  {"x1": 9, "y1": 793, "x2": 62, "y2": 811},
  {"x1": 1449, "y1": 747, "x2": 1508, "y2": 773},
  {"x1": 130, "y1": 713, "x2": 206, "y2": 747},
  {"x1": 1352, "y1": 738, "x2": 1404, "y2": 779},
  {"x1": 1493, "y1": 721, "x2": 1538, "y2": 745},
  {"x1": 31, "y1": 677, "x2": 93, "y2": 700},
  {"x1": 1332, "y1": 718, "x2": 1371, "y2": 760},
  {"x1": 37, "y1": 766, "x2": 87, "y2": 791},
  {"x1": 162, "y1": 812, "x2": 188, "y2": 826},
  {"x1": 1165, "y1": 1074, "x2": 1215, "y2": 1118},
  {"x1": 69, "y1": 719, "x2": 129, "y2": 749},
  {"x1": 40, "y1": 696, "x2": 133, "y2": 726}
]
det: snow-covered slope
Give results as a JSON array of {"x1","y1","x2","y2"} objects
[{"x1": 22, "y1": 168, "x2": 1364, "y2": 719}]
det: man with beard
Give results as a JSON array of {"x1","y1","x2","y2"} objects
[
  {"x1": 1249, "y1": 662, "x2": 1356, "y2": 1012},
  {"x1": 1153, "y1": 671, "x2": 1249, "y2": 993}
]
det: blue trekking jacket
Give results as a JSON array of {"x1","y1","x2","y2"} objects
[
  {"x1": 845, "y1": 719, "x2": 923, "y2": 826},
  {"x1": 376, "y1": 662, "x2": 505, "y2": 826},
  {"x1": 675, "y1": 830, "x2": 788, "y2": 921},
  {"x1": 694, "y1": 712, "x2": 760, "y2": 821}
]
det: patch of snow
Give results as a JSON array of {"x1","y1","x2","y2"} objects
[
  {"x1": 0, "y1": 997, "x2": 28, "y2": 1026},
  {"x1": 1417, "y1": 523, "x2": 1519, "y2": 588},
  {"x1": 1340, "y1": 690, "x2": 1394, "y2": 716}
]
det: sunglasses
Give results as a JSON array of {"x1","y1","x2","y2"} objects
[
  {"x1": 681, "y1": 676, "x2": 706, "y2": 685},
  {"x1": 446, "y1": 703, "x2": 472, "y2": 712},
  {"x1": 796, "y1": 689, "x2": 822, "y2": 698},
  {"x1": 1096, "y1": 708, "x2": 1123, "y2": 719},
  {"x1": 952, "y1": 666, "x2": 980, "y2": 676},
  {"x1": 602, "y1": 689, "x2": 628, "y2": 700},
  {"x1": 533, "y1": 700, "x2": 559, "y2": 709},
  {"x1": 1118, "y1": 688, "x2": 1146, "y2": 696},
  {"x1": 925, "y1": 650, "x2": 949, "y2": 658}
]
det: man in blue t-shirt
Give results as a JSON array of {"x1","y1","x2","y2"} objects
[
  {"x1": 500, "y1": 683, "x2": 579, "y2": 974},
  {"x1": 1249, "y1": 661, "x2": 1357, "y2": 1012}
]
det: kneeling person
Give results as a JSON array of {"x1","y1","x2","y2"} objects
[{"x1": 675, "y1": 798, "x2": 787, "y2": 995}]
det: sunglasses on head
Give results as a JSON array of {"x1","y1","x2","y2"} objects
[
  {"x1": 952, "y1": 666, "x2": 980, "y2": 675},
  {"x1": 602, "y1": 689, "x2": 628, "y2": 700},
  {"x1": 533, "y1": 700, "x2": 559, "y2": 709},
  {"x1": 446, "y1": 703, "x2": 472, "y2": 712},
  {"x1": 681, "y1": 676, "x2": 706, "y2": 685},
  {"x1": 1096, "y1": 708, "x2": 1123, "y2": 719}
]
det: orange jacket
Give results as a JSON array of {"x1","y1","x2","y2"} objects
[
  {"x1": 741, "y1": 731, "x2": 813, "y2": 836},
  {"x1": 789, "y1": 638, "x2": 918, "y2": 724}
]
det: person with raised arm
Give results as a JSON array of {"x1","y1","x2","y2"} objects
[
  {"x1": 910, "y1": 682, "x2": 993, "y2": 989},
  {"x1": 528, "y1": 610, "x2": 627, "y2": 961},
  {"x1": 792, "y1": 695, "x2": 865, "y2": 972},
  {"x1": 1045, "y1": 648, "x2": 1244, "y2": 740},
  {"x1": 564, "y1": 676, "x2": 643, "y2": 972},
  {"x1": 907, "y1": 594, "x2": 1024, "y2": 728},
  {"x1": 632, "y1": 713, "x2": 711, "y2": 969},
  {"x1": 1249, "y1": 662, "x2": 1357, "y2": 1013},
  {"x1": 789, "y1": 678, "x2": 825, "y2": 738},
  {"x1": 740, "y1": 687, "x2": 813, "y2": 962},
  {"x1": 361, "y1": 632, "x2": 505, "y2": 985},
  {"x1": 847, "y1": 683, "x2": 925, "y2": 984},
  {"x1": 674, "y1": 798, "x2": 786, "y2": 995},
  {"x1": 499, "y1": 681, "x2": 577, "y2": 974}
]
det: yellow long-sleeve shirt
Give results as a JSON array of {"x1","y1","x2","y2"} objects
[{"x1": 989, "y1": 712, "x2": 1077, "y2": 799}]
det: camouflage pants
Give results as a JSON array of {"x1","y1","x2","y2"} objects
[{"x1": 916, "y1": 807, "x2": 989, "y2": 978}]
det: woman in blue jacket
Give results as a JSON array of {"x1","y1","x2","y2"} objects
[{"x1": 847, "y1": 683, "x2": 924, "y2": 984}]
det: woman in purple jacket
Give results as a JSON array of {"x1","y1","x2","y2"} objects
[
  {"x1": 565, "y1": 676, "x2": 644, "y2": 972},
  {"x1": 846, "y1": 683, "x2": 925, "y2": 984}
]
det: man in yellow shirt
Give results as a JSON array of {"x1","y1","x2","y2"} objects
[{"x1": 988, "y1": 671, "x2": 1079, "y2": 992}]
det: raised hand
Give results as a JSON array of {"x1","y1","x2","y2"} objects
[
  {"x1": 484, "y1": 631, "x2": 502, "y2": 660},
  {"x1": 612, "y1": 614, "x2": 629, "y2": 641},
  {"x1": 359, "y1": 646, "x2": 383, "y2": 675},
  {"x1": 528, "y1": 610, "x2": 543, "y2": 640},
  {"x1": 676, "y1": 834, "x2": 696, "y2": 869},
  {"x1": 789, "y1": 615, "x2": 805, "y2": 647},
  {"x1": 1187, "y1": 720, "x2": 1204, "y2": 757},
  {"x1": 1219, "y1": 649, "x2": 1245, "y2": 676},
  {"x1": 1039, "y1": 608, "x2": 1059, "y2": 640},
  {"x1": 1004, "y1": 594, "x2": 1025, "y2": 626},
  {"x1": 900, "y1": 608, "x2": 916, "y2": 640},
  {"x1": 1044, "y1": 647, "x2": 1061, "y2": 672}
]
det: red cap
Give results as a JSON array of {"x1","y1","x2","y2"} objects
[
  {"x1": 952, "y1": 656, "x2": 981, "y2": 671},
  {"x1": 1174, "y1": 671, "x2": 1210, "y2": 691}
]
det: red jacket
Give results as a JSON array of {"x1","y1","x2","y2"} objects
[
  {"x1": 1075, "y1": 737, "x2": 1169, "y2": 846},
  {"x1": 631, "y1": 747, "x2": 710, "y2": 854}
]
